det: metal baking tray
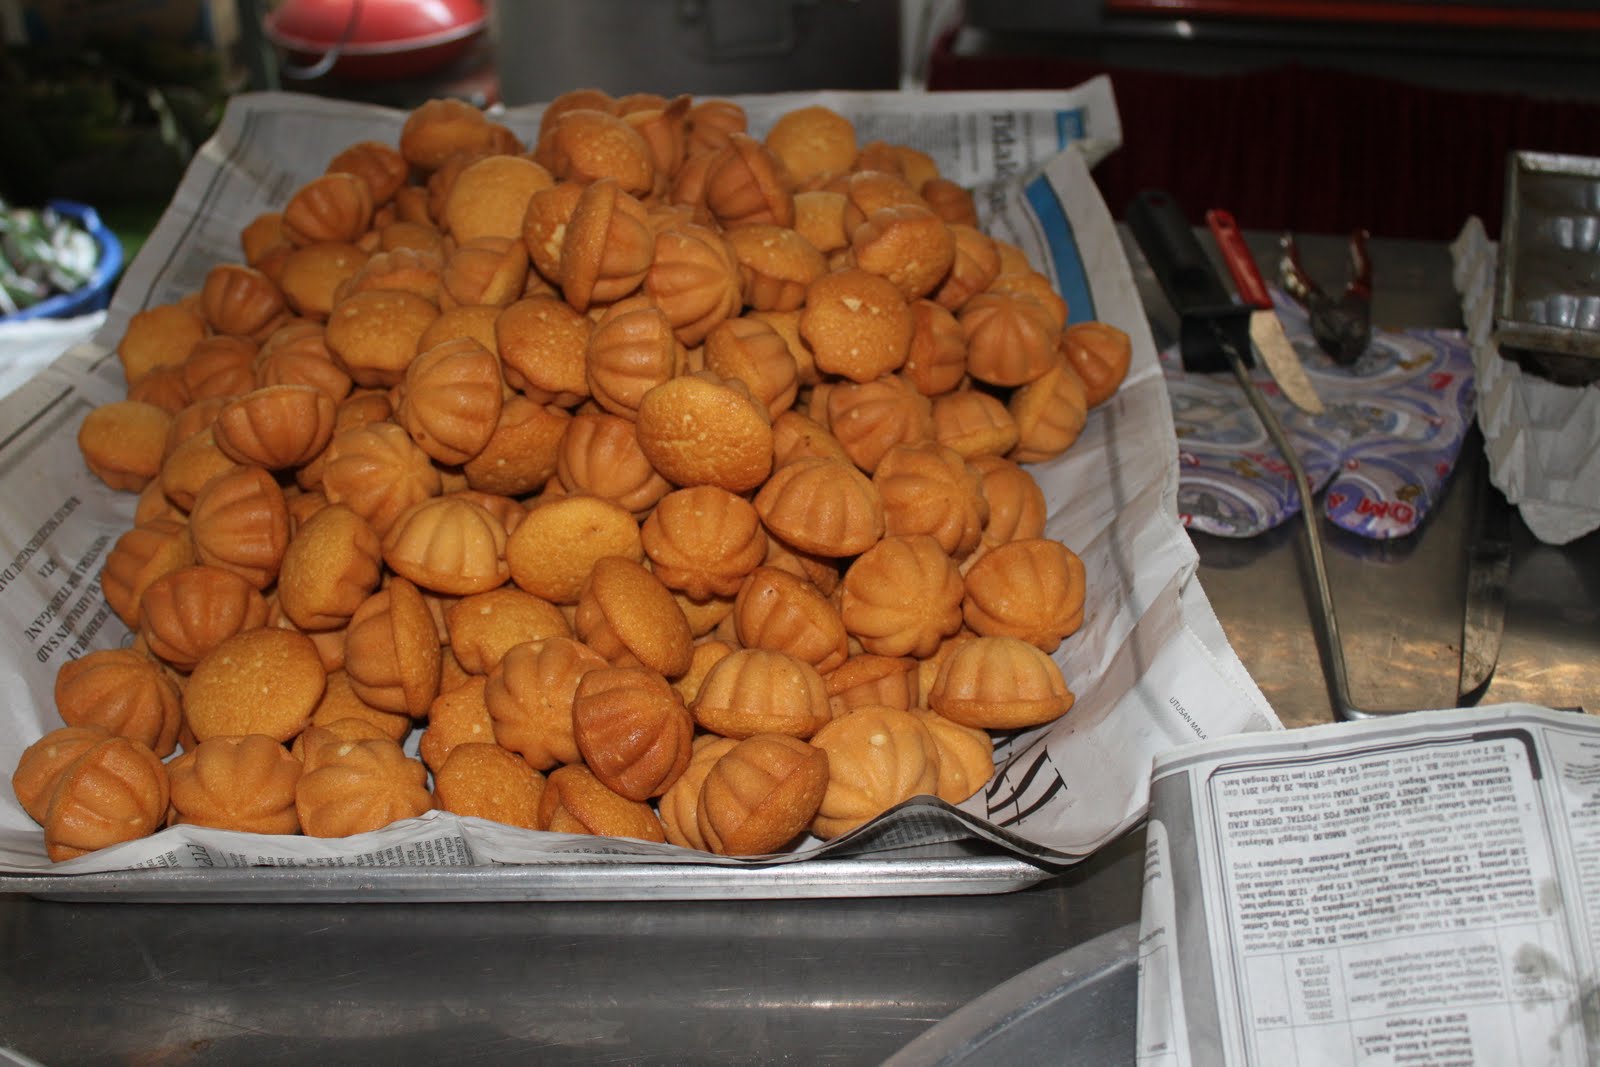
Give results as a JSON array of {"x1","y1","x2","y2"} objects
[
  {"x1": 1493, "y1": 149, "x2": 1600, "y2": 384},
  {"x1": 0, "y1": 839, "x2": 1061, "y2": 903}
]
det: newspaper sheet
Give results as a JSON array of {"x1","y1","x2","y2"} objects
[
  {"x1": 0, "y1": 81, "x2": 1280, "y2": 881},
  {"x1": 1137, "y1": 703, "x2": 1600, "y2": 1067}
]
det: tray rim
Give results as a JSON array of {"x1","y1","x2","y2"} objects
[{"x1": 0, "y1": 848, "x2": 1064, "y2": 903}]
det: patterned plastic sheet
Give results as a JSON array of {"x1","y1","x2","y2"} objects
[{"x1": 1163, "y1": 290, "x2": 1476, "y2": 540}]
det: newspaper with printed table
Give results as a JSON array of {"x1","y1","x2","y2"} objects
[
  {"x1": 0, "y1": 81, "x2": 1282, "y2": 880},
  {"x1": 1136, "y1": 703, "x2": 1600, "y2": 1066}
]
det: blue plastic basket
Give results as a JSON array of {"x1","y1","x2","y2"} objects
[{"x1": 1, "y1": 199, "x2": 124, "y2": 322}]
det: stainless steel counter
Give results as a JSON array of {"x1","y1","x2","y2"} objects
[{"x1": 1, "y1": 230, "x2": 1593, "y2": 1066}]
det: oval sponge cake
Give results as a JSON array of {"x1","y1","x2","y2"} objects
[
  {"x1": 634, "y1": 372, "x2": 773, "y2": 493},
  {"x1": 184, "y1": 627, "x2": 328, "y2": 743}
]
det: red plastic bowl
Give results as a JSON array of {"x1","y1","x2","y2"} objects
[{"x1": 264, "y1": 0, "x2": 487, "y2": 82}]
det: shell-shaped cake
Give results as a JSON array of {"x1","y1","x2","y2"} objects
[
  {"x1": 282, "y1": 171, "x2": 374, "y2": 248},
  {"x1": 641, "y1": 485, "x2": 767, "y2": 601},
  {"x1": 342, "y1": 577, "x2": 442, "y2": 716},
  {"x1": 690, "y1": 648, "x2": 831, "y2": 740},
  {"x1": 931, "y1": 388, "x2": 1019, "y2": 461},
  {"x1": 77, "y1": 400, "x2": 171, "y2": 492},
  {"x1": 319, "y1": 421, "x2": 443, "y2": 537},
  {"x1": 397, "y1": 336, "x2": 504, "y2": 466},
  {"x1": 11, "y1": 725, "x2": 113, "y2": 824},
  {"x1": 753, "y1": 456, "x2": 883, "y2": 558},
  {"x1": 381, "y1": 496, "x2": 510, "y2": 596},
  {"x1": 399, "y1": 97, "x2": 510, "y2": 172},
  {"x1": 703, "y1": 133, "x2": 793, "y2": 230},
  {"x1": 697, "y1": 733, "x2": 829, "y2": 856},
  {"x1": 927, "y1": 634, "x2": 1075, "y2": 730},
  {"x1": 294, "y1": 736, "x2": 432, "y2": 838},
  {"x1": 872, "y1": 442, "x2": 989, "y2": 559},
  {"x1": 822, "y1": 374, "x2": 934, "y2": 474},
  {"x1": 138, "y1": 563, "x2": 271, "y2": 671},
  {"x1": 326, "y1": 139, "x2": 408, "y2": 206},
  {"x1": 726, "y1": 223, "x2": 827, "y2": 312},
  {"x1": 911, "y1": 707, "x2": 995, "y2": 804},
  {"x1": 535, "y1": 109, "x2": 655, "y2": 196},
  {"x1": 572, "y1": 665, "x2": 694, "y2": 801},
  {"x1": 188, "y1": 465, "x2": 291, "y2": 589},
  {"x1": 731, "y1": 566, "x2": 849, "y2": 674},
  {"x1": 958, "y1": 291, "x2": 1060, "y2": 388},
  {"x1": 101, "y1": 517, "x2": 195, "y2": 628},
  {"x1": 961, "y1": 538, "x2": 1087, "y2": 652},
  {"x1": 275, "y1": 503, "x2": 384, "y2": 631},
  {"x1": 808, "y1": 706, "x2": 939, "y2": 841},
  {"x1": 838, "y1": 534, "x2": 964, "y2": 659},
  {"x1": 505, "y1": 493, "x2": 642, "y2": 604},
  {"x1": 931, "y1": 224, "x2": 1001, "y2": 311},
  {"x1": 1059, "y1": 321, "x2": 1132, "y2": 408},
  {"x1": 1008, "y1": 355, "x2": 1089, "y2": 464},
  {"x1": 585, "y1": 296, "x2": 685, "y2": 419},
  {"x1": 496, "y1": 295, "x2": 591, "y2": 406},
  {"x1": 42, "y1": 735, "x2": 169, "y2": 861},
  {"x1": 213, "y1": 385, "x2": 337, "y2": 470},
  {"x1": 559, "y1": 178, "x2": 654, "y2": 311},
  {"x1": 185, "y1": 627, "x2": 327, "y2": 743},
  {"x1": 823, "y1": 654, "x2": 919, "y2": 719},
  {"x1": 442, "y1": 154, "x2": 555, "y2": 245},
  {"x1": 444, "y1": 587, "x2": 570, "y2": 674},
  {"x1": 764, "y1": 104, "x2": 856, "y2": 186},
  {"x1": 644, "y1": 222, "x2": 741, "y2": 346},
  {"x1": 800, "y1": 268, "x2": 913, "y2": 384},
  {"x1": 485, "y1": 636, "x2": 607, "y2": 769},
  {"x1": 200, "y1": 263, "x2": 286, "y2": 341},
  {"x1": 769, "y1": 410, "x2": 849, "y2": 469},
  {"x1": 850, "y1": 204, "x2": 956, "y2": 301},
  {"x1": 555, "y1": 411, "x2": 672, "y2": 517},
  {"x1": 539, "y1": 763, "x2": 666, "y2": 843},
  {"x1": 440, "y1": 235, "x2": 529, "y2": 309},
  {"x1": 182, "y1": 335, "x2": 258, "y2": 401},
  {"x1": 432, "y1": 742, "x2": 546, "y2": 830},
  {"x1": 656, "y1": 735, "x2": 740, "y2": 851},
  {"x1": 53, "y1": 648, "x2": 182, "y2": 758},
  {"x1": 702, "y1": 315, "x2": 800, "y2": 419},
  {"x1": 968, "y1": 454, "x2": 1049, "y2": 553},
  {"x1": 901, "y1": 299, "x2": 967, "y2": 398},
  {"x1": 169, "y1": 734, "x2": 302, "y2": 835}
]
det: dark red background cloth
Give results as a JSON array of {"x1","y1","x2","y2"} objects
[{"x1": 928, "y1": 47, "x2": 1600, "y2": 241}]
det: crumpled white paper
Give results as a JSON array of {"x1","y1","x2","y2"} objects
[
  {"x1": 1451, "y1": 217, "x2": 1600, "y2": 544},
  {"x1": 0, "y1": 311, "x2": 105, "y2": 403}
]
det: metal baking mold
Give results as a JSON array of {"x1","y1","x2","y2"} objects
[{"x1": 1493, "y1": 149, "x2": 1600, "y2": 384}]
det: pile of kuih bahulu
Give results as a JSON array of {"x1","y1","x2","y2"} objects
[{"x1": 13, "y1": 90, "x2": 1131, "y2": 862}]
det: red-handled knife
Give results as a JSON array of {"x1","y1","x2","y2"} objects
[{"x1": 1205, "y1": 209, "x2": 1325, "y2": 415}]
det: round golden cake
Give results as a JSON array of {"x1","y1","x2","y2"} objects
[{"x1": 184, "y1": 627, "x2": 328, "y2": 743}]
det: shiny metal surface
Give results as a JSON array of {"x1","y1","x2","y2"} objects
[
  {"x1": 0, "y1": 843, "x2": 1057, "y2": 904},
  {"x1": 3, "y1": 232, "x2": 1595, "y2": 1065},
  {"x1": 0, "y1": 830, "x2": 1145, "y2": 1066},
  {"x1": 882, "y1": 923, "x2": 1138, "y2": 1066}
]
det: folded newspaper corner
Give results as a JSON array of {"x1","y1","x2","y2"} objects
[
  {"x1": 0, "y1": 81, "x2": 1283, "y2": 886},
  {"x1": 1137, "y1": 702, "x2": 1600, "y2": 1066}
]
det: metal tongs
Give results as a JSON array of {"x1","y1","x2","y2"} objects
[
  {"x1": 1126, "y1": 191, "x2": 1385, "y2": 721},
  {"x1": 1280, "y1": 230, "x2": 1373, "y2": 364}
]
